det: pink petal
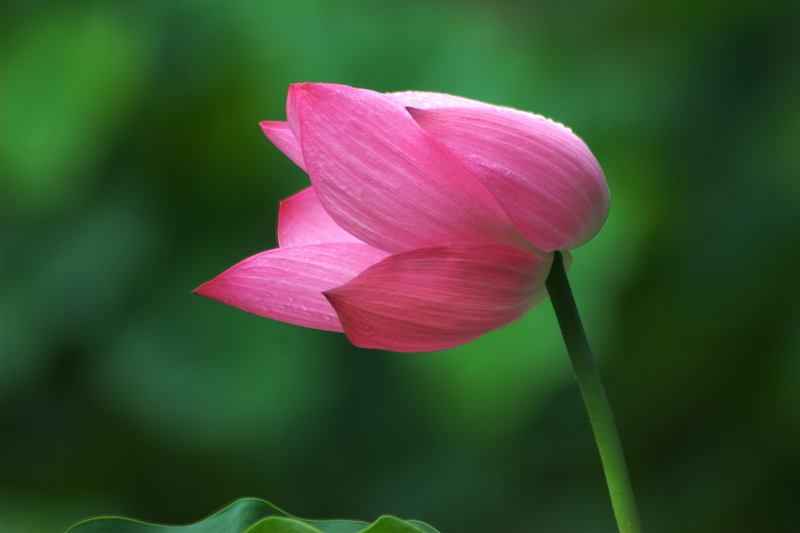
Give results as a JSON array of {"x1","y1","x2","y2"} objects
[
  {"x1": 408, "y1": 106, "x2": 610, "y2": 251},
  {"x1": 324, "y1": 244, "x2": 552, "y2": 352},
  {"x1": 260, "y1": 121, "x2": 306, "y2": 170},
  {"x1": 287, "y1": 82, "x2": 526, "y2": 253},
  {"x1": 195, "y1": 243, "x2": 389, "y2": 332},
  {"x1": 389, "y1": 90, "x2": 492, "y2": 110},
  {"x1": 278, "y1": 187, "x2": 362, "y2": 247}
]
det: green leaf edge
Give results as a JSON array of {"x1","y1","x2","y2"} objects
[
  {"x1": 400, "y1": 520, "x2": 440, "y2": 533},
  {"x1": 243, "y1": 516, "x2": 325, "y2": 533},
  {"x1": 65, "y1": 497, "x2": 440, "y2": 533},
  {"x1": 360, "y1": 516, "x2": 429, "y2": 533}
]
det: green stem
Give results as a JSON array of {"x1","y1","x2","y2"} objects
[{"x1": 545, "y1": 251, "x2": 642, "y2": 533}]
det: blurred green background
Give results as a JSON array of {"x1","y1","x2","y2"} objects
[{"x1": 2, "y1": 1, "x2": 799, "y2": 532}]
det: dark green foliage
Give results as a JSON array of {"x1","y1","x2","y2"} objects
[{"x1": 67, "y1": 498, "x2": 438, "y2": 533}]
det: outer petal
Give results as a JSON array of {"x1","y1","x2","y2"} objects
[
  {"x1": 408, "y1": 106, "x2": 610, "y2": 251},
  {"x1": 278, "y1": 187, "x2": 362, "y2": 247},
  {"x1": 389, "y1": 90, "x2": 492, "y2": 110},
  {"x1": 288, "y1": 83, "x2": 526, "y2": 253},
  {"x1": 195, "y1": 243, "x2": 389, "y2": 332},
  {"x1": 324, "y1": 244, "x2": 552, "y2": 352},
  {"x1": 260, "y1": 121, "x2": 306, "y2": 170}
]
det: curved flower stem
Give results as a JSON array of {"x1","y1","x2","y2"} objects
[{"x1": 546, "y1": 251, "x2": 642, "y2": 533}]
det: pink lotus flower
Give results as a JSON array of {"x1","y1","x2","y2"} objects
[{"x1": 195, "y1": 83, "x2": 609, "y2": 352}]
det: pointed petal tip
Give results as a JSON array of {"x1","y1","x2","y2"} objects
[
  {"x1": 259, "y1": 120, "x2": 279, "y2": 131},
  {"x1": 259, "y1": 121, "x2": 286, "y2": 139},
  {"x1": 321, "y1": 290, "x2": 388, "y2": 352},
  {"x1": 260, "y1": 120, "x2": 306, "y2": 170},
  {"x1": 289, "y1": 82, "x2": 363, "y2": 102},
  {"x1": 288, "y1": 82, "x2": 323, "y2": 98},
  {"x1": 288, "y1": 82, "x2": 306, "y2": 98},
  {"x1": 192, "y1": 278, "x2": 218, "y2": 298},
  {"x1": 320, "y1": 290, "x2": 342, "y2": 316}
]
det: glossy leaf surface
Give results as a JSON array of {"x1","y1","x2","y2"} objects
[{"x1": 67, "y1": 498, "x2": 439, "y2": 533}]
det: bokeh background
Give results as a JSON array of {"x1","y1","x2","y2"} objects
[{"x1": 2, "y1": 1, "x2": 799, "y2": 532}]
